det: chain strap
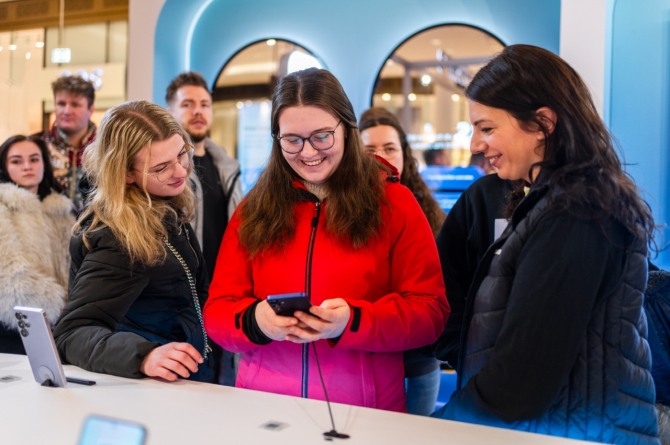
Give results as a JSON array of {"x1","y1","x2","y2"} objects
[{"x1": 164, "y1": 237, "x2": 212, "y2": 359}]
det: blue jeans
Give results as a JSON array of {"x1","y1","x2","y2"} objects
[{"x1": 405, "y1": 367, "x2": 441, "y2": 416}]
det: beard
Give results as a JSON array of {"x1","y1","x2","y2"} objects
[{"x1": 187, "y1": 130, "x2": 207, "y2": 144}]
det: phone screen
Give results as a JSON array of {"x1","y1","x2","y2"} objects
[{"x1": 78, "y1": 415, "x2": 147, "y2": 445}]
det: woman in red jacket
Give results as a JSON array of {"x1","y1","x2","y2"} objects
[{"x1": 204, "y1": 68, "x2": 449, "y2": 412}]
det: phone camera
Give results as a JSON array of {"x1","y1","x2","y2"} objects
[
  {"x1": 20, "y1": 328, "x2": 29, "y2": 337},
  {"x1": 14, "y1": 312, "x2": 23, "y2": 320},
  {"x1": 18, "y1": 320, "x2": 25, "y2": 328}
]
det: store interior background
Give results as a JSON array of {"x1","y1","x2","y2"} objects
[{"x1": 0, "y1": 0, "x2": 668, "y2": 267}]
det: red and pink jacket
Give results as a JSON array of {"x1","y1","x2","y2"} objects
[{"x1": 204, "y1": 179, "x2": 449, "y2": 412}]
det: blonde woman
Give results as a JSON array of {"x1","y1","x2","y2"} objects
[{"x1": 54, "y1": 101, "x2": 215, "y2": 382}]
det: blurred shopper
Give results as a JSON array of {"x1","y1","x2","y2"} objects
[
  {"x1": 432, "y1": 173, "x2": 512, "y2": 369},
  {"x1": 35, "y1": 75, "x2": 96, "y2": 213},
  {"x1": 0, "y1": 135, "x2": 74, "y2": 354},
  {"x1": 644, "y1": 265, "x2": 670, "y2": 444},
  {"x1": 423, "y1": 147, "x2": 449, "y2": 166},
  {"x1": 468, "y1": 152, "x2": 496, "y2": 175},
  {"x1": 359, "y1": 107, "x2": 445, "y2": 415},
  {"x1": 165, "y1": 72, "x2": 242, "y2": 280},
  {"x1": 432, "y1": 44, "x2": 659, "y2": 444},
  {"x1": 166, "y1": 72, "x2": 243, "y2": 386},
  {"x1": 204, "y1": 68, "x2": 449, "y2": 412},
  {"x1": 54, "y1": 101, "x2": 216, "y2": 383}
]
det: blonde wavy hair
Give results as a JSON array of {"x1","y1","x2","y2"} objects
[{"x1": 75, "y1": 100, "x2": 195, "y2": 265}]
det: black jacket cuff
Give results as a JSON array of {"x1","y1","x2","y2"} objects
[{"x1": 242, "y1": 300, "x2": 272, "y2": 345}]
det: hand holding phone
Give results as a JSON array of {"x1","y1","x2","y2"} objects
[{"x1": 266, "y1": 293, "x2": 312, "y2": 317}]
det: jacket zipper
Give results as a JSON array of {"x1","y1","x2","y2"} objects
[{"x1": 301, "y1": 200, "x2": 321, "y2": 398}]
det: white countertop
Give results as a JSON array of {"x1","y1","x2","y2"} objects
[{"x1": 0, "y1": 353, "x2": 600, "y2": 445}]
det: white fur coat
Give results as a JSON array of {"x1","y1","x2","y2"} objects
[{"x1": 0, "y1": 183, "x2": 74, "y2": 330}]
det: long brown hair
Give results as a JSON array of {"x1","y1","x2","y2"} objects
[
  {"x1": 466, "y1": 44, "x2": 655, "y2": 244},
  {"x1": 239, "y1": 68, "x2": 387, "y2": 256},
  {"x1": 76, "y1": 100, "x2": 195, "y2": 265},
  {"x1": 359, "y1": 107, "x2": 446, "y2": 237}
]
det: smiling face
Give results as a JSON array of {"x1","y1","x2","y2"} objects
[
  {"x1": 5, "y1": 140, "x2": 45, "y2": 194},
  {"x1": 168, "y1": 85, "x2": 212, "y2": 145},
  {"x1": 126, "y1": 133, "x2": 190, "y2": 197},
  {"x1": 468, "y1": 100, "x2": 546, "y2": 182},
  {"x1": 360, "y1": 124, "x2": 404, "y2": 175},
  {"x1": 278, "y1": 106, "x2": 345, "y2": 186}
]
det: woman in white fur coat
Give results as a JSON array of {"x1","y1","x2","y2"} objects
[{"x1": 0, "y1": 135, "x2": 74, "y2": 354}]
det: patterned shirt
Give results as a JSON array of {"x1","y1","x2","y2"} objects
[{"x1": 38, "y1": 122, "x2": 96, "y2": 213}]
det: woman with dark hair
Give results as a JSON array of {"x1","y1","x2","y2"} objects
[
  {"x1": 0, "y1": 135, "x2": 74, "y2": 353},
  {"x1": 359, "y1": 107, "x2": 445, "y2": 236},
  {"x1": 359, "y1": 107, "x2": 445, "y2": 415},
  {"x1": 204, "y1": 68, "x2": 449, "y2": 411},
  {"x1": 432, "y1": 44, "x2": 660, "y2": 444}
]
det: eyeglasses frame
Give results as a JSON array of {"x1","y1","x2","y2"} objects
[
  {"x1": 134, "y1": 146, "x2": 194, "y2": 183},
  {"x1": 276, "y1": 120, "x2": 343, "y2": 154}
]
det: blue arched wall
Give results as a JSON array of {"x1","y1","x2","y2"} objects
[
  {"x1": 154, "y1": 1, "x2": 670, "y2": 266},
  {"x1": 153, "y1": 0, "x2": 560, "y2": 118},
  {"x1": 607, "y1": 0, "x2": 670, "y2": 267}
]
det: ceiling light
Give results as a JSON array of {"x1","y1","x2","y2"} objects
[
  {"x1": 51, "y1": 47, "x2": 71, "y2": 63},
  {"x1": 266, "y1": 39, "x2": 276, "y2": 47},
  {"x1": 51, "y1": 0, "x2": 71, "y2": 64},
  {"x1": 420, "y1": 74, "x2": 432, "y2": 86},
  {"x1": 381, "y1": 93, "x2": 391, "y2": 101}
]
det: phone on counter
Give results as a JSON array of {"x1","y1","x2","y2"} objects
[
  {"x1": 13, "y1": 306, "x2": 67, "y2": 387},
  {"x1": 77, "y1": 415, "x2": 147, "y2": 445},
  {"x1": 266, "y1": 292, "x2": 312, "y2": 316}
]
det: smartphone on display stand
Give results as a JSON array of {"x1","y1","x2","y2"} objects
[
  {"x1": 266, "y1": 292, "x2": 312, "y2": 316},
  {"x1": 77, "y1": 415, "x2": 147, "y2": 445},
  {"x1": 13, "y1": 306, "x2": 67, "y2": 387}
]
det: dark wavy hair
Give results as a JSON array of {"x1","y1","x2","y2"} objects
[
  {"x1": 466, "y1": 44, "x2": 654, "y2": 244},
  {"x1": 359, "y1": 107, "x2": 445, "y2": 237},
  {"x1": 239, "y1": 68, "x2": 387, "y2": 255},
  {"x1": 0, "y1": 134, "x2": 63, "y2": 200}
]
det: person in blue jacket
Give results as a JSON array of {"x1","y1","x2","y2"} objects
[{"x1": 432, "y1": 44, "x2": 660, "y2": 444}]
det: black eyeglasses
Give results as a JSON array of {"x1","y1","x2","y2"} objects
[{"x1": 276, "y1": 121, "x2": 343, "y2": 154}]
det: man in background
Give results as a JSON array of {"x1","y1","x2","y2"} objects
[
  {"x1": 36, "y1": 75, "x2": 96, "y2": 213},
  {"x1": 166, "y1": 71, "x2": 243, "y2": 386}
]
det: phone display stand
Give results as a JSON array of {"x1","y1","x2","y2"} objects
[
  {"x1": 13, "y1": 306, "x2": 68, "y2": 387},
  {"x1": 38, "y1": 366, "x2": 60, "y2": 387}
]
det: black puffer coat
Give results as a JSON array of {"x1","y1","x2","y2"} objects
[
  {"x1": 54, "y1": 221, "x2": 215, "y2": 383},
  {"x1": 434, "y1": 185, "x2": 659, "y2": 444}
]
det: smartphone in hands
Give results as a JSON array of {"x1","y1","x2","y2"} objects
[{"x1": 266, "y1": 293, "x2": 312, "y2": 317}]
